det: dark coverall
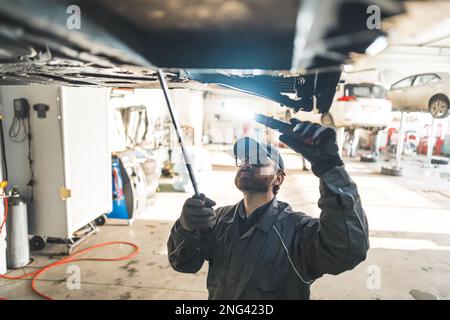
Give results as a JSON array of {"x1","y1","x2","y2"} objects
[{"x1": 167, "y1": 166, "x2": 369, "y2": 299}]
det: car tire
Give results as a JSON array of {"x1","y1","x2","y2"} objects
[
  {"x1": 429, "y1": 96, "x2": 450, "y2": 119},
  {"x1": 321, "y1": 113, "x2": 335, "y2": 127},
  {"x1": 381, "y1": 166, "x2": 403, "y2": 176},
  {"x1": 360, "y1": 154, "x2": 378, "y2": 162}
]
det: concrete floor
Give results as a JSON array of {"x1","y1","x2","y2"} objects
[{"x1": 1, "y1": 154, "x2": 449, "y2": 300}]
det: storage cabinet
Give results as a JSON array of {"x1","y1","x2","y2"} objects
[{"x1": 0, "y1": 85, "x2": 112, "y2": 239}]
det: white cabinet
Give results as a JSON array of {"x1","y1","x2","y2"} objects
[
  {"x1": 0, "y1": 85, "x2": 112, "y2": 239},
  {"x1": 0, "y1": 214, "x2": 6, "y2": 274}
]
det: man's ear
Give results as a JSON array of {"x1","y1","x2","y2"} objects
[{"x1": 274, "y1": 171, "x2": 285, "y2": 186}]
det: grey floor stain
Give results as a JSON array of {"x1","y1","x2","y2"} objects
[
  {"x1": 52, "y1": 279, "x2": 66, "y2": 285},
  {"x1": 127, "y1": 267, "x2": 138, "y2": 277},
  {"x1": 410, "y1": 289, "x2": 438, "y2": 300},
  {"x1": 120, "y1": 260, "x2": 139, "y2": 271},
  {"x1": 119, "y1": 292, "x2": 132, "y2": 300}
]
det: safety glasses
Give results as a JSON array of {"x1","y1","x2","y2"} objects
[{"x1": 235, "y1": 157, "x2": 270, "y2": 168}]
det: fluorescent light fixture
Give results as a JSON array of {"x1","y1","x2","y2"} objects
[
  {"x1": 233, "y1": 108, "x2": 255, "y2": 122},
  {"x1": 365, "y1": 36, "x2": 388, "y2": 56},
  {"x1": 343, "y1": 64, "x2": 354, "y2": 72},
  {"x1": 223, "y1": 100, "x2": 258, "y2": 122}
]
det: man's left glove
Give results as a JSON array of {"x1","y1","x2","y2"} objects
[{"x1": 279, "y1": 119, "x2": 343, "y2": 176}]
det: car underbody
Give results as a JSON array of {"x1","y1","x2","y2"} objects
[{"x1": 0, "y1": 0, "x2": 405, "y2": 113}]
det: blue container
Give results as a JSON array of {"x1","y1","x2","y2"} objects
[{"x1": 107, "y1": 156, "x2": 130, "y2": 220}]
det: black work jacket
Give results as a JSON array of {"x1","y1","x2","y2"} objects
[{"x1": 167, "y1": 166, "x2": 369, "y2": 300}]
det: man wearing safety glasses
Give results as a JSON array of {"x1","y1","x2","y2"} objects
[{"x1": 168, "y1": 120, "x2": 369, "y2": 300}]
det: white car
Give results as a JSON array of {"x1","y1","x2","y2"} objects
[
  {"x1": 320, "y1": 83, "x2": 392, "y2": 131},
  {"x1": 388, "y1": 72, "x2": 450, "y2": 119}
]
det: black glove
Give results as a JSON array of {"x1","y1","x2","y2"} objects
[
  {"x1": 279, "y1": 119, "x2": 343, "y2": 177},
  {"x1": 179, "y1": 193, "x2": 217, "y2": 232}
]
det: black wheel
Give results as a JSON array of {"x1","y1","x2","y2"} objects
[
  {"x1": 431, "y1": 157, "x2": 449, "y2": 165},
  {"x1": 95, "y1": 215, "x2": 107, "y2": 226},
  {"x1": 380, "y1": 166, "x2": 403, "y2": 176},
  {"x1": 429, "y1": 96, "x2": 449, "y2": 119},
  {"x1": 321, "y1": 113, "x2": 335, "y2": 127},
  {"x1": 360, "y1": 154, "x2": 378, "y2": 162},
  {"x1": 30, "y1": 236, "x2": 46, "y2": 251}
]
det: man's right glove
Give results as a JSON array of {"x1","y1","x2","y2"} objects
[
  {"x1": 179, "y1": 193, "x2": 217, "y2": 232},
  {"x1": 279, "y1": 119, "x2": 343, "y2": 177}
]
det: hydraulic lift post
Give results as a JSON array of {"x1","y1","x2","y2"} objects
[
  {"x1": 381, "y1": 111, "x2": 405, "y2": 176},
  {"x1": 425, "y1": 117, "x2": 436, "y2": 168},
  {"x1": 395, "y1": 111, "x2": 406, "y2": 169}
]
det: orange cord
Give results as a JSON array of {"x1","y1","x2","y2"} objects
[{"x1": 0, "y1": 199, "x2": 140, "y2": 300}]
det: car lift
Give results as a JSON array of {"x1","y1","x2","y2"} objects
[
  {"x1": 423, "y1": 117, "x2": 449, "y2": 167},
  {"x1": 381, "y1": 111, "x2": 406, "y2": 176},
  {"x1": 425, "y1": 117, "x2": 437, "y2": 168},
  {"x1": 381, "y1": 112, "x2": 447, "y2": 176}
]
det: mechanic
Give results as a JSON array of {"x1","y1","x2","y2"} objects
[{"x1": 167, "y1": 119, "x2": 369, "y2": 299}]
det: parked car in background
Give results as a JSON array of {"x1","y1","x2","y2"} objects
[
  {"x1": 388, "y1": 72, "x2": 450, "y2": 119},
  {"x1": 294, "y1": 82, "x2": 392, "y2": 158},
  {"x1": 320, "y1": 82, "x2": 392, "y2": 132}
]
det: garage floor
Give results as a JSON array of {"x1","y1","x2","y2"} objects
[{"x1": 1, "y1": 155, "x2": 449, "y2": 300}]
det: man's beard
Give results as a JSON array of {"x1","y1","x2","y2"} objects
[{"x1": 234, "y1": 168, "x2": 274, "y2": 193}]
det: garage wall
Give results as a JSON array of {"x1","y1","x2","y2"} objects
[
  {"x1": 172, "y1": 89, "x2": 204, "y2": 147},
  {"x1": 0, "y1": 87, "x2": 5, "y2": 275},
  {"x1": 110, "y1": 88, "x2": 204, "y2": 148},
  {"x1": 0, "y1": 88, "x2": 4, "y2": 181},
  {"x1": 203, "y1": 91, "x2": 278, "y2": 145},
  {"x1": 0, "y1": 85, "x2": 62, "y2": 219}
]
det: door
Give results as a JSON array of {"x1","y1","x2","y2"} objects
[
  {"x1": 388, "y1": 76, "x2": 415, "y2": 109},
  {"x1": 60, "y1": 87, "x2": 112, "y2": 235},
  {"x1": 407, "y1": 74, "x2": 441, "y2": 110}
]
